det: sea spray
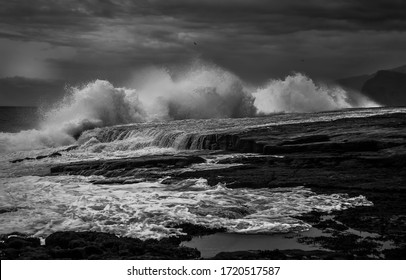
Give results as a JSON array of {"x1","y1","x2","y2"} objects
[
  {"x1": 0, "y1": 62, "x2": 379, "y2": 153},
  {"x1": 41, "y1": 80, "x2": 146, "y2": 138},
  {"x1": 0, "y1": 81, "x2": 146, "y2": 152},
  {"x1": 130, "y1": 64, "x2": 256, "y2": 120},
  {"x1": 253, "y1": 73, "x2": 351, "y2": 113},
  {"x1": 253, "y1": 73, "x2": 379, "y2": 113}
]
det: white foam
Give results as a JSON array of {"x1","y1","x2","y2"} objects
[
  {"x1": 0, "y1": 175, "x2": 373, "y2": 240},
  {"x1": 252, "y1": 73, "x2": 378, "y2": 113}
]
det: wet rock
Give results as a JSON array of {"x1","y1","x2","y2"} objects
[
  {"x1": 36, "y1": 152, "x2": 61, "y2": 160},
  {"x1": 10, "y1": 152, "x2": 62, "y2": 163},
  {"x1": 278, "y1": 134, "x2": 330, "y2": 146},
  {"x1": 10, "y1": 157, "x2": 34, "y2": 163},
  {"x1": 263, "y1": 140, "x2": 393, "y2": 155},
  {"x1": 382, "y1": 245, "x2": 406, "y2": 259},
  {"x1": 8, "y1": 111, "x2": 406, "y2": 260},
  {"x1": 298, "y1": 233, "x2": 379, "y2": 258},
  {"x1": 0, "y1": 234, "x2": 42, "y2": 259},
  {"x1": 6, "y1": 237, "x2": 40, "y2": 249},
  {"x1": 0, "y1": 207, "x2": 19, "y2": 214},
  {"x1": 89, "y1": 178, "x2": 145, "y2": 185},
  {"x1": 216, "y1": 155, "x2": 269, "y2": 165},
  {"x1": 314, "y1": 220, "x2": 349, "y2": 232},
  {"x1": 50, "y1": 155, "x2": 206, "y2": 176},
  {"x1": 1, "y1": 231, "x2": 201, "y2": 260},
  {"x1": 46, "y1": 232, "x2": 82, "y2": 249}
]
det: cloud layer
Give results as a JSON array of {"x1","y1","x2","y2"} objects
[{"x1": 0, "y1": 0, "x2": 406, "y2": 105}]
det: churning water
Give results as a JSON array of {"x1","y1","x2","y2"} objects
[{"x1": 0, "y1": 63, "x2": 394, "y2": 241}]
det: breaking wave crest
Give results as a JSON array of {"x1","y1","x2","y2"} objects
[
  {"x1": 253, "y1": 73, "x2": 377, "y2": 113},
  {"x1": 0, "y1": 63, "x2": 379, "y2": 152},
  {"x1": 0, "y1": 80, "x2": 146, "y2": 153}
]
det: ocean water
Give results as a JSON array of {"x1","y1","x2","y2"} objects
[
  {"x1": 0, "y1": 64, "x2": 398, "y2": 241},
  {"x1": 4, "y1": 105, "x2": 403, "y2": 240},
  {"x1": 0, "y1": 106, "x2": 41, "y2": 133}
]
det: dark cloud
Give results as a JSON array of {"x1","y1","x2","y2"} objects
[
  {"x1": 0, "y1": 0, "x2": 406, "y2": 105},
  {"x1": 2, "y1": 0, "x2": 406, "y2": 44}
]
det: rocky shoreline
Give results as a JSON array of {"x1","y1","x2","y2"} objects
[{"x1": 2, "y1": 112, "x2": 406, "y2": 259}]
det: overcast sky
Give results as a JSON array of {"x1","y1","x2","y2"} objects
[{"x1": 1, "y1": 0, "x2": 406, "y2": 106}]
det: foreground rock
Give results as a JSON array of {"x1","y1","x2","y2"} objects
[
  {"x1": 0, "y1": 232, "x2": 197, "y2": 260},
  {"x1": 0, "y1": 223, "x2": 230, "y2": 260},
  {"x1": 36, "y1": 111, "x2": 406, "y2": 259},
  {"x1": 2, "y1": 230, "x2": 404, "y2": 260}
]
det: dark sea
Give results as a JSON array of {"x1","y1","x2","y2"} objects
[{"x1": 0, "y1": 106, "x2": 41, "y2": 133}]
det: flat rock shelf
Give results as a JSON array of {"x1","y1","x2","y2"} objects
[{"x1": 2, "y1": 109, "x2": 406, "y2": 259}]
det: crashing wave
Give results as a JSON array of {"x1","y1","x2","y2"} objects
[{"x1": 0, "y1": 62, "x2": 379, "y2": 153}]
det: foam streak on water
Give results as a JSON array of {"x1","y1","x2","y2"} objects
[{"x1": 0, "y1": 175, "x2": 372, "y2": 240}]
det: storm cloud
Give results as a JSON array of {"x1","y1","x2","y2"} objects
[{"x1": 1, "y1": 0, "x2": 406, "y2": 105}]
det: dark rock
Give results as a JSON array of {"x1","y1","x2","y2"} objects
[
  {"x1": 216, "y1": 155, "x2": 268, "y2": 165},
  {"x1": 0, "y1": 235, "x2": 42, "y2": 259},
  {"x1": 10, "y1": 151, "x2": 62, "y2": 163},
  {"x1": 172, "y1": 223, "x2": 226, "y2": 240},
  {"x1": 0, "y1": 207, "x2": 18, "y2": 214},
  {"x1": 264, "y1": 140, "x2": 389, "y2": 155},
  {"x1": 10, "y1": 157, "x2": 34, "y2": 163},
  {"x1": 17, "y1": 247, "x2": 50, "y2": 260},
  {"x1": 50, "y1": 155, "x2": 206, "y2": 176},
  {"x1": 84, "y1": 245, "x2": 104, "y2": 256},
  {"x1": 7, "y1": 237, "x2": 40, "y2": 249},
  {"x1": 42, "y1": 231, "x2": 200, "y2": 259},
  {"x1": 51, "y1": 248, "x2": 85, "y2": 259},
  {"x1": 279, "y1": 134, "x2": 330, "y2": 146},
  {"x1": 46, "y1": 232, "x2": 81, "y2": 249},
  {"x1": 68, "y1": 239, "x2": 87, "y2": 249},
  {"x1": 382, "y1": 246, "x2": 406, "y2": 260},
  {"x1": 36, "y1": 152, "x2": 61, "y2": 160},
  {"x1": 314, "y1": 220, "x2": 349, "y2": 232},
  {"x1": 298, "y1": 233, "x2": 379, "y2": 257},
  {"x1": 297, "y1": 211, "x2": 324, "y2": 224},
  {"x1": 2, "y1": 248, "x2": 20, "y2": 259},
  {"x1": 1, "y1": 230, "x2": 201, "y2": 260}
]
